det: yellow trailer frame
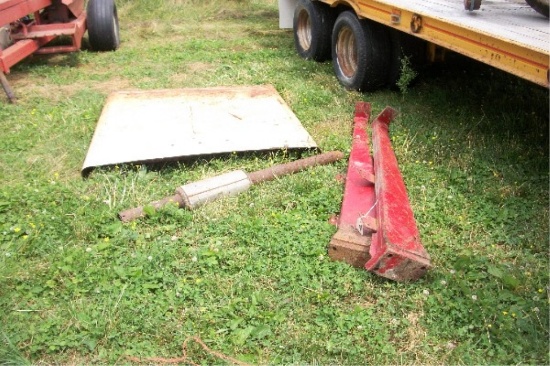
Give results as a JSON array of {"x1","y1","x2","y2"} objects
[{"x1": 286, "y1": 0, "x2": 549, "y2": 88}]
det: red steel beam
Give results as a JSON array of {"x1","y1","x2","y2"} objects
[
  {"x1": 365, "y1": 107, "x2": 431, "y2": 281},
  {"x1": 327, "y1": 102, "x2": 376, "y2": 267},
  {"x1": 11, "y1": 20, "x2": 80, "y2": 39},
  {"x1": 337, "y1": 102, "x2": 376, "y2": 228},
  {"x1": 329, "y1": 102, "x2": 430, "y2": 281},
  {"x1": 0, "y1": 36, "x2": 52, "y2": 72}
]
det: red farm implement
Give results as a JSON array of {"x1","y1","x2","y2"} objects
[{"x1": 0, "y1": 0, "x2": 120, "y2": 102}]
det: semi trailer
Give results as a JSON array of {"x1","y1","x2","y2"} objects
[{"x1": 279, "y1": 0, "x2": 549, "y2": 91}]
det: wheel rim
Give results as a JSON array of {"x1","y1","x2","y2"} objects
[
  {"x1": 296, "y1": 10, "x2": 312, "y2": 51},
  {"x1": 336, "y1": 26, "x2": 357, "y2": 79}
]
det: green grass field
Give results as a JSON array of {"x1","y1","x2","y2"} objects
[{"x1": 1, "y1": 0, "x2": 548, "y2": 364}]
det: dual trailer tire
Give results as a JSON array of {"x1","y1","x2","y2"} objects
[
  {"x1": 293, "y1": 0, "x2": 335, "y2": 61},
  {"x1": 87, "y1": 0, "x2": 120, "y2": 51},
  {"x1": 332, "y1": 11, "x2": 390, "y2": 92},
  {"x1": 293, "y1": 1, "x2": 423, "y2": 92}
]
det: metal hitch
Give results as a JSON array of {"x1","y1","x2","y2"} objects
[{"x1": 328, "y1": 102, "x2": 431, "y2": 282}]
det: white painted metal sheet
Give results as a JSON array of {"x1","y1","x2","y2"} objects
[{"x1": 81, "y1": 85, "x2": 317, "y2": 175}]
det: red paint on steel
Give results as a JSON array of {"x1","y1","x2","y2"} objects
[
  {"x1": 0, "y1": 0, "x2": 85, "y2": 74},
  {"x1": 0, "y1": 0, "x2": 51, "y2": 25},
  {"x1": 0, "y1": 37, "x2": 52, "y2": 72},
  {"x1": 11, "y1": 18, "x2": 84, "y2": 39},
  {"x1": 327, "y1": 102, "x2": 374, "y2": 268},
  {"x1": 337, "y1": 102, "x2": 376, "y2": 230},
  {"x1": 34, "y1": 12, "x2": 86, "y2": 53},
  {"x1": 365, "y1": 107, "x2": 430, "y2": 281}
]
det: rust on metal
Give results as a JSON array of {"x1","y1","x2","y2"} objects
[
  {"x1": 328, "y1": 103, "x2": 376, "y2": 268},
  {"x1": 365, "y1": 107, "x2": 431, "y2": 281},
  {"x1": 329, "y1": 102, "x2": 430, "y2": 282},
  {"x1": 410, "y1": 14, "x2": 422, "y2": 33},
  {"x1": 247, "y1": 151, "x2": 344, "y2": 184},
  {"x1": 0, "y1": 71, "x2": 16, "y2": 102},
  {"x1": 0, "y1": 0, "x2": 87, "y2": 100},
  {"x1": 119, "y1": 151, "x2": 344, "y2": 222},
  {"x1": 356, "y1": 215, "x2": 378, "y2": 235},
  {"x1": 390, "y1": 9, "x2": 401, "y2": 25},
  {"x1": 328, "y1": 228, "x2": 372, "y2": 268},
  {"x1": 118, "y1": 194, "x2": 185, "y2": 223}
]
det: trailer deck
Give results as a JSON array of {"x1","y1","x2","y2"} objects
[{"x1": 319, "y1": 0, "x2": 549, "y2": 87}]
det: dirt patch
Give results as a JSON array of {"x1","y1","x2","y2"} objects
[
  {"x1": 186, "y1": 62, "x2": 215, "y2": 74},
  {"x1": 400, "y1": 310, "x2": 432, "y2": 363},
  {"x1": 89, "y1": 78, "x2": 133, "y2": 94},
  {"x1": 6, "y1": 76, "x2": 133, "y2": 102}
]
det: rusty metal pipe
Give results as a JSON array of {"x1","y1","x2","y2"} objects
[
  {"x1": 247, "y1": 151, "x2": 344, "y2": 184},
  {"x1": 119, "y1": 151, "x2": 344, "y2": 222},
  {"x1": 118, "y1": 194, "x2": 185, "y2": 223}
]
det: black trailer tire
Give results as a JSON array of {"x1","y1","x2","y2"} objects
[
  {"x1": 331, "y1": 11, "x2": 390, "y2": 92},
  {"x1": 387, "y1": 29, "x2": 426, "y2": 88},
  {"x1": 87, "y1": 0, "x2": 120, "y2": 51},
  {"x1": 525, "y1": 0, "x2": 549, "y2": 17},
  {"x1": 293, "y1": 0, "x2": 335, "y2": 61}
]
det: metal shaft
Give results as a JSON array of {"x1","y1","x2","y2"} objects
[
  {"x1": 119, "y1": 151, "x2": 344, "y2": 222},
  {"x1": 0, "y1": 72, "x2": 16, "y2": 103},
  {"x1": 119, "y1": 194, "x2": 184, "y2": 222},
  {"x1": 247, "y1": 151, "x2": 344, "y2": 184}
]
